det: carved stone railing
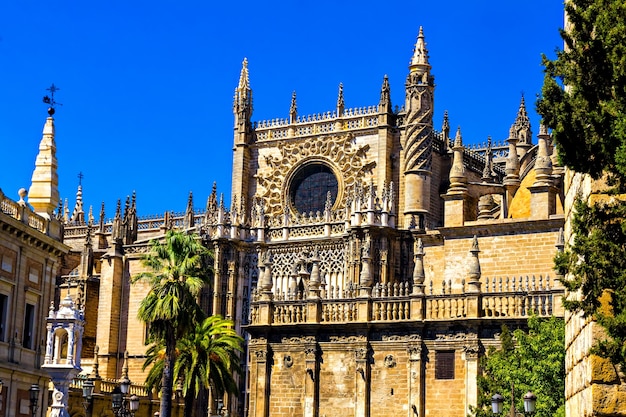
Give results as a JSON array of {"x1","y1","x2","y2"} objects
[
  {"x1": 0, "y1": 189, "x2": 50, "y2": 234},
  {"x1": 248, "y1": 275, "x2": 564, "y2": 326},
  {"x1": 321, "y1": 300, "x2": 358, "y2": 323},
  {"x1": 70, "y1": 375, "x2": 149, "y2": 396},
  {"x1": 426, "y1": 295, "x2": 468, "y2": 320},
  {"x1": 253, "y1": 106, "x2": 380, "y2": 142}
]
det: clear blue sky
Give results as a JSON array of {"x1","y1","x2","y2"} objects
[{"x1": 0, "y1": 1, "x2": 564, "y2": 218}]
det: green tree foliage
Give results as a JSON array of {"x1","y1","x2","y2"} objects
[
  {"x1": 537, "y1": 0, "x2": 626, "y2": 369},
  {"x1": 537, "y1": 0, "x2": 626, "y2": 189},
  {"x1": 134, "y1": 230, "x2": 212, "y2": 417},
  {"x1": 143, "y1": 316, "x2": 244, "y2": 417},
  {"x1": 470, "y1": 317, "x2": 565, "y2": 417},
  {"x1": 555, "y1": 197, "x2": 626, "y2": 369}
]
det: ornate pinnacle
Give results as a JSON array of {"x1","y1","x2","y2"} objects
[
  {"x1": 336, "y1": 83, "x2": 345, "y2": 116},
  {"x1": 289, "y1": 90, "x2": 297, "y2": 123},
  {"x1": 482, "y1": 136, "x2": 494, "y2": 181},
  {"x1": 467, "y1": 236, "x2": 482, "y2": 291},
  {"x1": 410, "y1": 26, "x2": 430, "y2": 68},
  {"x1": 379, "y1": 75, "x2": 391, "y2": 108},
  {"x1": 454, "y1": 126, "x2": 463, "y2": 148},
  {"x1": 442, "y1": 110, "x2": 450, "y2": 141}
]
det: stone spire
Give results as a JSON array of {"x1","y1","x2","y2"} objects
[
  {"x1": 442, "y1": 111, "x2": 451, "y2": 149},
  {"x1": 233, "y1": 58, "x2": 253, "y2": 139},
  {"x1": 111, "y1": 199, "x2": 123, "y2": 244},
  {"x1": 289, "y1": 91, "x2": 298, "y2": 124},
  {"x1": 184, "y1": 191, "x2": 195, "y2": 229},
  {"x1": 28, "y1": 115, "x2": 60, "y2": 217},
  {"x1": 482, "y1": 136, "x2": 494, "y2": 182},
  {"x1": 504, "y1": 125, "x2": 521, "y2": 185},
  {"x1": 70, "y1": 184, "x2": 85, "y2": 224},
  {"x1": 379, "y1": 75, "x2": 391, "y2": 112},
  {"x1": 125, "y1": 191, "x2": 138, "y2": 244},
  {"x1": 336, "y1": 83, "x2": 345, "y2": 116},
  {"x1": 534, "y1": 124, "x2": 553, "y2": 186},
  {"x1": 448, "y1": 127, "x2": 467, "y2": 192},
  {"x1": 409, "y1": 26, "x2": 431, "y2": 73},
  {"x1": 98, "y1": 202, "x2": 106, "y2": 233},
  {"x1": 513, "y1": 95, "x2": 532, "y2": 153},
  {"x1": 402, "y1": 27, "x2": 435, "y2": 229}
]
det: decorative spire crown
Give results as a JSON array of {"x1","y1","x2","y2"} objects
[
  {"x1": 379, "y1": 75, "x2": 391, "y2": 109},
  {"x1": 410, "y1": 26, "x2": 430, "y2": 69},
  {"x1": 336, "y1": 83, "x2": 345, "y2": 115}
]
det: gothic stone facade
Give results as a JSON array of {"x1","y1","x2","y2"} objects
[{"x1": 57, "y1": 29, "x2": 565, "y2": 417}]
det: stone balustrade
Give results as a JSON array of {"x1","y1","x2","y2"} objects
[
  {"x1": 249, "y1": 275, "x2": 563, "y2": 326},
  {"x1": 0, "y1": 188, "x2": 54, "y2": 235},
  {"x1": 253, "y1": 106, "x2": 380, "y2": 142}
]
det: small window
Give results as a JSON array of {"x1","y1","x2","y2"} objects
[
  {"x1": 1, "y1": 255, "x2": 13, "y2": 273},
  {"x1": 23, "y1": 303, "x2": 35, "y2": 349},
  {"x1": 435, "y1": 350, "x2": 455, "y2": 380}
]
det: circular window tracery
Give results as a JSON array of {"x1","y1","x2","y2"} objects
[{"x1": 289, "y1": 163, "x2": 339, "y2": 214}]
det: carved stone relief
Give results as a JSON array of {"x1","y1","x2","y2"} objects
[{"x1": 254, "y1": 133, "x2": 375, "y2": 217}]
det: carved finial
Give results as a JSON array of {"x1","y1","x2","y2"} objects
[
  {"x1": 454, "y1": 126, "x2": 463, "y2": 148},
  {"x1": 467, "y1": 236, "x2": 482, "y2": 291},
  {"x1": 448, "y1": 127, "x2": 467, "y2": 192},
  {"x1": 412, "y1": 238, "x2": 425, "y2": 293},
  {"x1": 185, "y1": 191, "x2": 195, "y2": 229},
  {"x1": 337, "y1": 83, "x2": 345, "y2": 116},
  {"x1": 238, "y1": 58, "x2": 249, "y2": 90},
  {"x1": 555, "y1": 227, "x2": 565, "y2": 252},
  {"x1": 234, "y1": 58, "x2": 252, "y2": 116},
  {"x1": 442, "y1": 110, "x2": 450, "y2": 142},
  {"x1": 482, "y1": 136, "x2": 494, "y2": 181},
  {"x1": 379, "y1": 75, "x2": 391, "y2": 109},
  {"x1": 471, "y1": 235, "x2": 480, "y2": 253},
  {"x1": 98, "y1": 201, "x2": 105, "y2": 232},
  {"x1": 70, "y1": 182, "x2": 85, "y2": 224},
  {"x1": 289, "y1": 91, "x2": 297, "y2": 123},
  {"x1": 324, "y1": 191, "x2": 333, "y2": 213},
  {"x1": 513, "y1": 94, "x2": 532, "y2": 145},
  {"x1": 410, "y1": 26, "x2": 430, "y2": 69},
  {"x1": 534, "y1": 122, "x2": 554, "y2": 185}
]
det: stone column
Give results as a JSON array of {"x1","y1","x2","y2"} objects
[
  {"x1": 250, "y1": 341, "x2": 270, "y2": 417},
  {"x1": 304, "y1": 344, "x2": 319, "y2": 417},
  {"x1": 355, "y1": 346, "x2": 370, "y2": 417},
  {"x1": 463, "y1": 342, "x2": 480, "y2": 416},
  {"x1": 407, "y1": 343, "x2": 424, "y2": 417}
]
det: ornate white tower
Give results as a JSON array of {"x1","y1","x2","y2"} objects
[{"x1": 42, "y1": 294, "x2": 85, "y2": 417}]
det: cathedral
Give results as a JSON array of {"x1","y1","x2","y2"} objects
[{"x1": 0, "y1": 27, "x2": 573, "y2": 417}]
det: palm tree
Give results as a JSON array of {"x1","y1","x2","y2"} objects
[
  {"x1": 143, "y1": 316, "x2": 244, "y2": 417},
  {"x1": 134, "y1": 230, "x2": 211, "y2": 417},
  {"x1": 175, "y1": 315, "x2": 243, "y2": 417}
]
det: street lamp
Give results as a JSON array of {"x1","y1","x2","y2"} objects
[
  {"x1": 28, "y1": 384, "x2": 40, "y2": 417},
  {"x1": 82, "y1": 379, "x2": 95, "y2": 417},
  {"x1": 111, "y1": 386, "x2": 140, "y2": 417},
  {"x1": 491, "y1": 385, "x2": 537, "y2": 416},
  {"x1": 523, "y1": 391, "x2": 537, "y2": 414}
]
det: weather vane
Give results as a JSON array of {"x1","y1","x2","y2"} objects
[{"x1": 43, "y1": 83, "x2": 62, "y2": 116}]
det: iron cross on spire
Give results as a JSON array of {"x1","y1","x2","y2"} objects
[
  {"x1": 78, "y1": 172, "x2": 84, "y2": 186},
  {"x1": 43, "y1": 83, "x2": 62, "y2": 116}
]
